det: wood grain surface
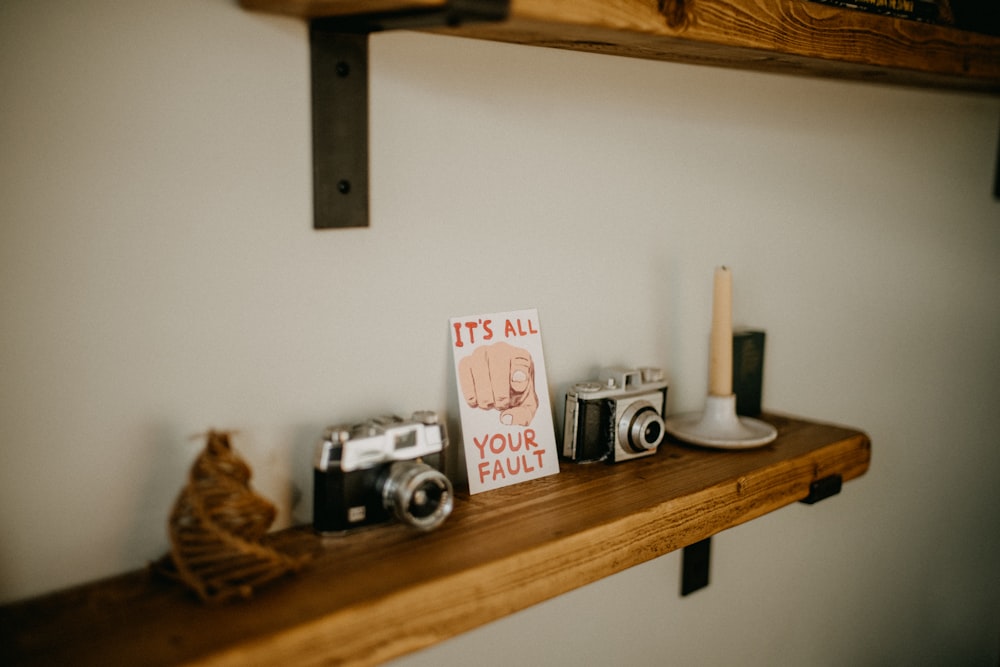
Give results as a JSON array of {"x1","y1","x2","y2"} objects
[
  {"x1": 2, "y1": 414, "x2": 870, "y2": 667},
  {"x1": 239, "y1": 0, "x2": 1000, "y2": 93}
]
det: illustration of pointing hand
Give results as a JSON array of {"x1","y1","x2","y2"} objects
[{"x1": 458, "y1": 342, "x2": 538, "y2": 426}]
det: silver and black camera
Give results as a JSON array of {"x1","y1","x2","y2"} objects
[
  {"x1": 313, "y1": 411, "x2": 453, "y2": 533},
  {"x1": 563, "y1": 367, "x2": 668, "y2": 463}
]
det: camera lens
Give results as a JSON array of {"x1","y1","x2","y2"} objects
[
  {"x1": 380, "y1": 462, "x2": 453, "y2": 531},
  {"x1": 619, "y1": 400, "x2": 665, "y2": 453},
  {"x1": 643, "y1": 420, "x2": 662, "y2": 445}
]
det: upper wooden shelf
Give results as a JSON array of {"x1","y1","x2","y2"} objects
[
  {"x1": 2, "y1": 414, "x2": 870, "y2": 667},
  {"x1": 240, "y1": 0, "x2": 1000, "y2": 94}
]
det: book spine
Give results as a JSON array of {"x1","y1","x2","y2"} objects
[
  {"x1": 805, "y1": 0, "x2": 940, "y2": 22},
  {"x1": 732, "y1": 330, "x2": 765, "y2": 417}
]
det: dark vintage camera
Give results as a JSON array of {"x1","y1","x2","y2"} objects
[
  {"x1": 313, "y1": 411, "x2": 453, "y2": 533},
  {"x1": 563, "y1": 367, "x2": 668, "y2": 463}
]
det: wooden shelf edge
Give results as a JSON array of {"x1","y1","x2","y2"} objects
[
  {"x1": 433, "y1": 17, "x2": 1000, "y2": 94},
  {"x1": 239, "y1": 0, "x2": 1000, "y2": 94},
  {"x1": 201, "y1": 422, "x2": 870, "y2": 667},
  {"x1": 1, "y1": 414, "x2": 870, "y2": 667}
]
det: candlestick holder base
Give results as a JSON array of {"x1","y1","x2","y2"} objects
[{"x1": 664, "y1": 394, "x2": 777, "y2": 449}]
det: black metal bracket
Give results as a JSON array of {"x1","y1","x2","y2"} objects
[
  {"x1": 309, "y1": 1, "x2": 509, "y2": 229},
  {"x1": 310, "y1": 28, "x2": 368, "y2": 229},
  {"x1": 800, "y1": 474, "x2": 843, "y2": 505},
  {"x1": 681, "y1": 537, "x2": 712, "y2": 596},
  {"x1": 993, "y1": 115, "x2": 999, "y2": 200},
  {"x1": 678, "y1": 474, "x2": 845, "y2": 597}
]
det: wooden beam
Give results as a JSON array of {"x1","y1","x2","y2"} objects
[
  {"x1": 240, "y1": 0, "x2": 1000, "y2": 93},
  {"x1": 2, "y1": 414, "x2": 870, "y2": 667}
]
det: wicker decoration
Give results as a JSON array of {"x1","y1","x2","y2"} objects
[{"x1": 162, "y1": 430, "x2": 309, "y2": 603}]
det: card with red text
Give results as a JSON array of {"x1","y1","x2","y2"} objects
[{"x1": 450, "y1": 308, "x2": 560, "y2": 494}]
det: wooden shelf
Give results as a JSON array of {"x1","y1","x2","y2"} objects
[
  {"x1": 1, "y1": 414, "x2": 870, "y2": 667},
  {"x1": 241, "y1": 0, "x2": 1000, "y2": 94}
]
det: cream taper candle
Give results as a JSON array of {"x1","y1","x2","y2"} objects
[{"x1": 709, "y1": 266, "x2": 733, "y2": 397}]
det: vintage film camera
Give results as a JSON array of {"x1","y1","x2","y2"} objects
[
  {"x1": 314, "y1": 411, "x2": 453, "y2": 533},
  {"x1": 563, "y1": 366, "x2": 668, "y2": 463}
]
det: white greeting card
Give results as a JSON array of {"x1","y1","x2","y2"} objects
[{"x1": 450, "y1": 308, "x2": 560, "y2": 494}]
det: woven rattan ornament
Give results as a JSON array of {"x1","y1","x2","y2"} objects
[{"x1": 164, "y1": 430, "x2": 309, "y2": 602}]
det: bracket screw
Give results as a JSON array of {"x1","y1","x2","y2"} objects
[{"x1": 337, "y1": 179, "x2": 351, "y2": 194}]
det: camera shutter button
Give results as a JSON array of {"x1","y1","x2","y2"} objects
[
  {"x1": 641, "y1": 367, "x2": 664, "y2": 382},
  {"x1": 412, "y1": 410, "x2": 438, "y2": 425},
  {"x1": 575, "y1": 382, "x2": 603, "y2": 393}
]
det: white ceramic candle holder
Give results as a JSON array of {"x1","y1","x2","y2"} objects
[{"x1": 664, "y1": 394, "x2": 777, "y2": 449}]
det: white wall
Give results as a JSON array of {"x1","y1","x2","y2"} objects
[{"x1": 2, "y1": 1, "x2": 998, "y2": 664}]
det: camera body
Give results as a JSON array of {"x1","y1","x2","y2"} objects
[
  {"x1": 313, "y1": 411, "x2": 453, "y2": 533},
  {"x1": 563, "y1": 367, "x2": 668, "y2": 463}
]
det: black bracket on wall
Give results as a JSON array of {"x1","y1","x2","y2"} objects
[
  {"x1": 681, "y1": 537, "x2": 712, "y2": 596},
  {"x1": 993, "y1": 116, "x2": 1000, "y2": 200},
  {"x1": 799, "y1": 474, "x2": 843, "y2": 505},
  {"x1": 309, "y1": 1, "x2": 510, "y2": 229},
  {"x1": 680, "y1": 474, "x2": 845, "y2": 596}
]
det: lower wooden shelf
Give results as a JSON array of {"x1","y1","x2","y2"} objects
[{"x1": 1, "y1": 414, "x2": 870, "y2": 667}]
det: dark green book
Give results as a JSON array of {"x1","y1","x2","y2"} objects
[
  {"x1": 733, "y1": 330, "x2": 765, "y2": 417},
  {"x1": 805, "y1": 0, "x2": 942, "y2": 22}
]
